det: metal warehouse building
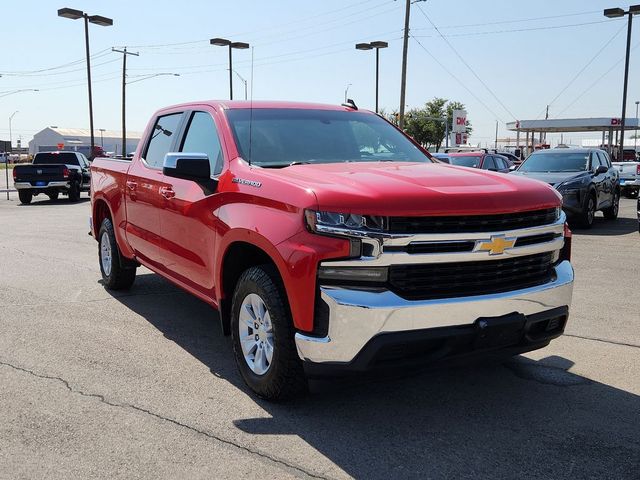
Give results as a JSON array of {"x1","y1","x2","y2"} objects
[{"x1": 28, "y1": 127, "x2": 142, "y2": 156}]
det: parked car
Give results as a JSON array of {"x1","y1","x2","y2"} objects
[
  {"x1": 447, "y1": 152, "x2": 513, "y2": 172},
  {"x1": 90, "y1": 100, "x2": 574, "y2": 400},
  {"x1": 12, "y1": 151, "x2": 91, "y2": 204},
  {"x1": 513, "y1": 148, "x2": 619, "y2": 228},
  {"x1": 612, "y1": 159, "x2": 640, "y2": 198},
  {"x1": 496, "y1": 151, "x2": 522, "y2": 166}
]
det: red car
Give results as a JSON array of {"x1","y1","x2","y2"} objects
[
  {"x1": 447, "y1": 152, "x2": 514, "y2": 172},
  {"x1": 90, "y1": 101, "x2": 574, "y2": 399}
]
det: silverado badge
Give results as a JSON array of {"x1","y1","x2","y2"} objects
[{"x1": 475, "y1": 235, "x2": 516, "y2": 255}]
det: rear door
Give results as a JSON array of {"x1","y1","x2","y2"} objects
[
  {"x1": 481, "y1": 155, "x2": 497, "y2": 171},
  {"x1": 125, "y1": 112, "x2": 183, "y2": 268},
  {"x1": 159, "y1": 109, "x2": 226, "y2": 296}
]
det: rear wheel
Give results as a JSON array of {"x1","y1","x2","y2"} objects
[
  {"x1": 231, "y1": 265, "x2": 306, "y2": 400},
  {"x1": 603, "y1": 191, "x2": 620, "y2": 219},
  {"x1": 68, "y1": 180, "x2": 80, "y2": 202},
  {"x1": 98, "y1": 218, "x2": 136, "y2": 290},
  {"x1": 18, "y1": 190, "x2": 32, "y2": 205},
  {"x1": 578, "y1": 192, "x2": 596, "y2": 228},
  {"x1": 47, "y1": 191, "x2": 59, "y2": 201},
  {"x1": 623, "y1": 188, "x2": 639, "y2": 199}
]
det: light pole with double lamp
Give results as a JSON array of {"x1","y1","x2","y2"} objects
[
  {"x1": 604, "y1": 5, "x2": 640, "y2": 159},
  {"x1": 355, "y1": 41, "x2": 388, "y2": 113},
  {"x1": 58, "y1": 8, "x2": 113, "y2": 159},
  {"x1": 210, "y1": 38, "x2": 250, "y2": 100}
]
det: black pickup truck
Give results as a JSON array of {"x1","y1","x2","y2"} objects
[{"x1": 13, "y1": 151, "x2": 91, "y2": 204}]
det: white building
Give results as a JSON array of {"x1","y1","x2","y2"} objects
[{"x1": 29, "y1": 127, "x2": 142, "y2": 156}]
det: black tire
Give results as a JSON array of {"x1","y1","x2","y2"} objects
[
  {"x1": 603, "y1": 190, "x2": 620, "y2": 220},
  {"x1": 230, "y1": 265, "x2": 306, "y2": 401},
  {"x1": 68, "y1": 180, "x2": 80, "y2": 202},
  {"x1": 47, "y1": 191, "x2": 59, "y2": 201},
  {"x1": 98, "y1": 218, "x2": 136, "y2": 290},
  {"x1": 624, "y1": 189, "x2": 639, "y2": 199},
  {"x1": 578, "y1": 192, "x2": 596, "y2": 229},
  {"x1": 18, "y1": 190, "x2": 32, "y2": 205}
]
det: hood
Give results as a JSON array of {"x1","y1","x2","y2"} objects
[
  {"x1": 513, "y1": 171, "x2": 588, "y2": 188},
  {"x1": 259, "y1": 162, "x2": 561, "y2": 216}
]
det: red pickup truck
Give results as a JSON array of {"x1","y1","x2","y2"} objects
[{"x1": 90, "y1": 101, "x2": 574, "y2": 399}]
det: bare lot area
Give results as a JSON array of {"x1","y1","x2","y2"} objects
[{"x1": 1, "y1": 193, "x2": 638, "y2": 479}]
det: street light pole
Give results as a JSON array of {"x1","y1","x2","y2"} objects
[
  {"x1": 355, "y1": 41, "x2": 388, "y2": 113},
  {"x1": 604, "y1": 5, "x2": 640, "y2": 160},
  {"x1": 210, "y1": 38, "x2": 250, "y2": 100},
  {"x1": 98, "y1": 128, "x2": 105, "y2": 148},
  {"x1": 5, "y1": 111, "x2": 18, "y2": 200},
  {"x1": 635, "y1": 100, "x2": 639, "y2": 151},
  {"x1": 58, "y1": 8, "x2": 113, "y2": 159}
]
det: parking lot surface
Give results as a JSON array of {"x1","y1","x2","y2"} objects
[{"x1": 1, "y1": 193, "x2": 638, "y2": 479}]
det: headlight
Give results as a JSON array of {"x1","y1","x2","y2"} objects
[
  {"x1": 304, "y1": 210, "x2": 385, "y2": 235},
  {"x1": 556, "y1": 178, "x2": 587, "y2": 191}
]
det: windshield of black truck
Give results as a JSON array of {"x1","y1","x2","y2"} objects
[
  {"x1": 519, "y1": 152, "x2": 589, "y2": 172},
  {"x1": 225, "y1": 108, "x2": 432, "y2": 167},
  {"x1": 33, "y1": 152, "x2": 79, "y2": 166}
]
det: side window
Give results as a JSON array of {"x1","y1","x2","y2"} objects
[
  {"x1": 495, "y1": 156, "x2": 507, "y2": 170},
  {"x1": 144, "y1": 113, "x2": 183, "y2": 168},
  {"x1": 597, "y1": 151, "x2": 610, "y2": 168},
  {"x1": 590, "y1": 152, "x2": 602, "y2": 170},
  {"x1": 482, "y1": 156, "x2": 496, "y2": 170},
  {"x1": 180, "y1": 111, "x2": 224, "y2": 175}
]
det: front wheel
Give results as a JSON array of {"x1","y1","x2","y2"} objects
[
  {"x1": 231, "y1": 265, "x2": 306, "y2": 401},
  {"x1": 98, "y1": 218, "x2": 136, "y2": 290},
  {"x1": 18, "y1": 190, "x2": 32, "y2": 205},
  {"x1": 603, "y1": 191, "x2": 620, "y2": 219},
  {"x1": 578, "y1": 193, "x2": 596, "y2": 228}
]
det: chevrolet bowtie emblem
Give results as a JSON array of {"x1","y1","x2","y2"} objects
[{"x1": 476, "y1": 236, "x2": 516, "y2": 255}]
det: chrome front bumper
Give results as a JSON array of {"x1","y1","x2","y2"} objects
[
  {"x1": 14, "y1": 181, "x2": 70, "y2": 190},
  {"x1": 295, "y1": 260, "x2": 574, "y2": 365}
]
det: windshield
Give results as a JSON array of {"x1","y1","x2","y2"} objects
[
  {"x1": 33, "y1": 152, "x2": 79, "y2": 166},
  {"x1": 449, "y1": 155, "x2": 480, "y2": 167},
  {"x1": 519, "y1": 152, "x2": 589, "y2": 172},
  {"x1": 225, "y1": 108, "x2": 432, "y2": 167}
]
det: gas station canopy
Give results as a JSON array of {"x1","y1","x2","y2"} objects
[{"x1": 506, "y1": 117, "x2": 640, "y2": 133}]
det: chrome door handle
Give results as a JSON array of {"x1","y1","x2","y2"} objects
[
  {"x1": 126, "y1": 181, "x2": 137, "y2": 191},
  {"x1": 159, "y1": 187, "x2": 175, "y2": 199}
]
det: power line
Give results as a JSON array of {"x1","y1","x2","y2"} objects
[
  {"x1": 1, "y1": 49, "x2": 112, "y2": 75},
  {"x1": 415, "y1": 4, "x2": 518, "y2": 120},
  {"x1": 557, "y1": 40, "x2": 640, "y2": 116},
  {"x1": 410, "y1": 35, "x2": 505, "y2": 123},
  {"x1": 534, "y1": 22, "x2": 626, "y2": 119}
]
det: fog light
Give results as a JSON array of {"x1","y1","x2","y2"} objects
[{"x1": 318, "y1": 266, "x2": 388, "y2": 283}]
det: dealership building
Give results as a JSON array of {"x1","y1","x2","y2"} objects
[{"x1": 28, "y1": 127, "x2": 142, "y2": 156}]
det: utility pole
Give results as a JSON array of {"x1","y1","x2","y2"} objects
[
  {"x1": 7, "y1": 111, "x2": 18, "y2": 200},
  {"x1": 494, "y1": 121, "x2": 498, "y2": 150},
  {"x1": 399, "y1": 0, "x2": 411, "y2": 129},
  {"x1": 112, "y1": 47, "x2": 139, "y2": 157}
]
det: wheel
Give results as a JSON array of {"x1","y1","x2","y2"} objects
[
  {"x1": 578, "y1": 192, "x2": 596, "y2": 228},
  {"x1": 98, "y1": 218, "x2": 136, "y2": 290},
  {"x1": 47, "y1": 191, "x2": 59, "y2": 201},
  {"x1": 18, "y1": 190, "x2": 32, "y2": 205},
  {"x1": 624, "y1": 189, "x2": 639, "y2": 199},
  {"x1": 231, "y1": 265, "x2": 306, "y2": 400},
  {"x1": 68, "y1": 180, "x2": 80, "y2": 202},
  {"x1": 603, "y1": 191, "x2": 620, "y2": 220}
]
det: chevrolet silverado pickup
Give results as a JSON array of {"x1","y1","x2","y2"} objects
[
  {"x1": 90, "y1": 101, "x2": 574, "y2": 400},
  {"x1": 13, "y1": 151, "x2": 91, "y2": 204}
]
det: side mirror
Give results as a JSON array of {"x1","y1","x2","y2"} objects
[
  {"x1": 163, "y1": 152, "x2": 217, "y2": 191},
  {"x1": 595, "y1": 165, "x2": 608, "y2": 175}
]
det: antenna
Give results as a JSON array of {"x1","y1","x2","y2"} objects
[{"x1": 248, "y1": 46, "x2": 254, "y2": 165}]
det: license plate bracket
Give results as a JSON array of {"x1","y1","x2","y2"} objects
[{"x1": 474, "y1": 313, "x2": 526, "y2": 349}]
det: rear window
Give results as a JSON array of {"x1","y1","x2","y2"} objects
[
  {"x1": 449, "y1": 155, "x2": 480, "y2": 168},
  {"x1": 33, "y1": 152, "x2": 79, "y2": 165}
]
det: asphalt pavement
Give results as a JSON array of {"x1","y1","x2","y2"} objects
[{"x1": 0, "y1": 191, "x2": 638, "y2": 479}]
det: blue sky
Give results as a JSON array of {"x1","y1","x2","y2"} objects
[{"x1": 1, "y1": 0, "x2": 638, "y2": 147}]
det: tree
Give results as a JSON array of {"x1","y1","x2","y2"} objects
[{"x1": 403, "y1": 98, "x2": 473, "y2": 150}]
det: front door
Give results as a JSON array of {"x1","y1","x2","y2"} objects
[
  {"x1": 125, "y1": 112, "x2": 183, "y2": 269},
  {"x1": 159, "y1": 109, "x2": 226, "y2": 296}
]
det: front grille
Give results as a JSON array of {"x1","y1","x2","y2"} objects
[
  {"x1": 388, "y1": 252, "x2": 554, "y2": 300},
  {"x1": 385, "y1": 241, "x2": 475, "y2": 254},
  {"x1": 387, "y1": 208, "x2": 557, "y2": 234}
]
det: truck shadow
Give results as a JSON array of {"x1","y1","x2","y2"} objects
[
  {"x1": 17, "y1": 197, "x2": 90, "y2": 206},
  {"x1": 106, "y1": 273, "x2": 640, "y2": 480}
]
